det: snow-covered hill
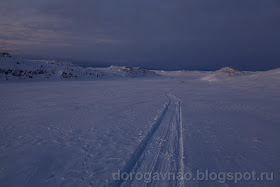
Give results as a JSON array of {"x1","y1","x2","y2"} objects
[
  {"x1": 0, "y1": 53, "x2": 158, "y2": 81},
  {"x1": 201, "y1": 67, "x2": 250, "y2": 82},
  {"x1": 95, "y1": 65, "x2": 158, "y2": 78}
]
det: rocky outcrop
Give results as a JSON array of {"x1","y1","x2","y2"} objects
[{"x1": 0, "y1": 52, "x2": 12, "y2": 58}]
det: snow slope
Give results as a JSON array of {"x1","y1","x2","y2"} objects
[
  {"x1": 0, "y1": 54, "x2": 157, "y2": 81},
  {"x1": 201, "y1": 67, "x2": 251, "y2": 82},
  {"x1": 0, "y1": 58, "x2": 280, "y2": 186}
]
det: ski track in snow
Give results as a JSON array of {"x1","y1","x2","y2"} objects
[{"x1": 112, "y1": 93, "x2": 185, "y2": 187}]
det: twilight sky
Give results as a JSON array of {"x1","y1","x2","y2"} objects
[{"x1": 1, "y1": 0, "x2": 280, "y2": 70}]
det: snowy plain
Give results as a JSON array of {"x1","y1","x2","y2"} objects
[{"x1": 0, "y1": 56, "x2": 280, "y2": 186}]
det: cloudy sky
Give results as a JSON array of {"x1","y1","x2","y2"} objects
[{"x1": 1, "y1": 0, "x2": 280, "y2": 70}]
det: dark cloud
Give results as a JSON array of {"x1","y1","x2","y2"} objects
[{"x1": 1, "y1": 0, "x2": 280, "y2": 70}]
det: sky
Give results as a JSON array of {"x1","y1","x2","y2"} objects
[{"x1": 1, "y1": 0, "x2": 280, "y2": 70}]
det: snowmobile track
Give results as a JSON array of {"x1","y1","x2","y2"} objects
[{"x1": 112, "y1": 93, "x2": 185, "y2": 187}]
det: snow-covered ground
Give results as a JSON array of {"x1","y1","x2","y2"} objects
[{"x1": 0, "y1": 55, "x2": 280, "y2": 186}]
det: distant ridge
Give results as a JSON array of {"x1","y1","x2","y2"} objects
[{"x1": 0, "y1": 53, "x2": 158, "y2": 81}]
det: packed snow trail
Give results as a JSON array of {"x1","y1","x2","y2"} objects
[{"x1": 112, "y1": 93, "x2": 185, "y2": 187}]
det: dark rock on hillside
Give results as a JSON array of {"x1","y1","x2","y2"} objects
[{"x1": 0, "y1": 52, "x2": 12, "y2": 58}]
